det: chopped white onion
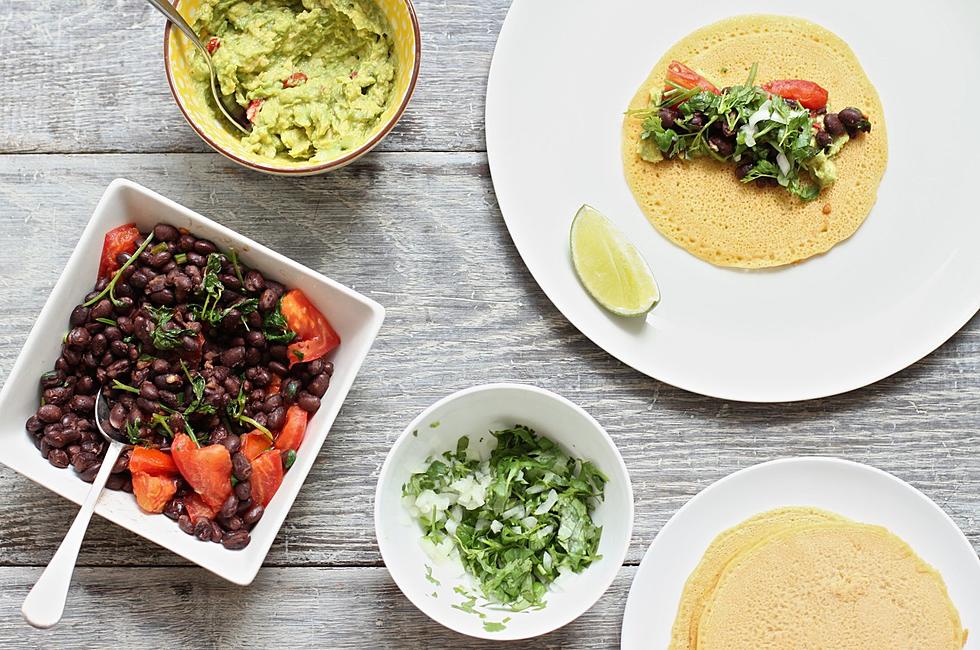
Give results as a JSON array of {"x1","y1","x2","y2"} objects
[
  {"x1": 776, "y1": 152, "x2": 791, "y2": 177},
  {"x1": 534, "y1": 489, "x2": 560, "y2": 516}
]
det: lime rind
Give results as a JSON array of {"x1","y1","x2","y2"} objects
[{"x1": 570, "y1": 205, "x2": 659, "y2": 317}]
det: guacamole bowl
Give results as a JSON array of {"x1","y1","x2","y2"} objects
[{"x1": 164, "y1": 0, "x2": 420, "y2": 175}]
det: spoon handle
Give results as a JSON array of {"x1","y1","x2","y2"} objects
[
  {"x1": 21, "y1": 442, "x2": 123, "y2": 629},
  {"x1": 146, "y1": 0, "x2": 207, "y2": 54}
]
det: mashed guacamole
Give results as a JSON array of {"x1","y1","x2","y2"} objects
[{"x1": 192, "y1": 0, "x2": 397, "y2": 161}]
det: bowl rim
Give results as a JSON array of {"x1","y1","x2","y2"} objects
[
  {"x1": 373, "y1": 382, "x2": 635, "y2": 640},
  {"x1": 163, "y1": 0, "x2": 422, "y2": 175},
  {"x1": 0, "y1": 178, "x2": 386, "y2": 585}
]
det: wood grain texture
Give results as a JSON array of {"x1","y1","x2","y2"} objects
[
  {"x1": 0, "y1": 154, "x2": 977, "y2": 574},
  {"x1": 0, "y1": 566, "x2": 633, "y2": 648},
  {"x1": 0, "y1": 0, "x2": 978, "y2": 646},
  {"x1": 0, "y1": 0, "x2": 509, "y2": 154}
]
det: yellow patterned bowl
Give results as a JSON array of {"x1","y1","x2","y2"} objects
[{"x1": 164, "y1": 0, "x2": 420, "y2": 175}]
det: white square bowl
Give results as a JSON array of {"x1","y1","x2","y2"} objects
[{"x1": 0, "y1": 178, "x2": 385, "y2": 585}]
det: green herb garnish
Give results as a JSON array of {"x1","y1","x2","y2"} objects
[
  {"x1": 226, "y1": 386, "x2": 273, "y2": 441},
  {"x1": 111, "y1": 379, "x2": 141, "y2": 395},
  {"x1": 95, "y1": 317, "x2": 118, "y2": 327},
  {"x1": 403, "y1": 425, "x2": 606, "y2": 611},
  {"x1": 283, "y1": 449, "x2": 297, "y2": 470},
  {"x1": 228, "y1": 247, "x2": 246, "y2": 289},
  {"x1": 125, "y1": 418, "x2": 144, "y2": 445},
  {"x1": 193, "y1": 253, "x2": 225, "y2": 324},
  {"x1": 145, "y1": 305, "x2": 197, "y2": 351},
  {"x1": 262, "y1": 298, "x2": 297, "y2": 344}
]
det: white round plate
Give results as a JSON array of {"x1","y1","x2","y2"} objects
[
  {"x1": 620, "y1": 457, "x2": 980, "y2": 648},
  {"x1": 486, "y1": 0, "x2": 980, "y2": 402}
]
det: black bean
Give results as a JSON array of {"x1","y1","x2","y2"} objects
[
  {"x1": 163, "y1": 499, "x2": 185, "y2": 521},
  {"x1": 266, "y1": 281, "x2": 285, "y2": 298},
  {"x1": 823, "y1": 112, "x2": 846, "y2": 137},
  {"x1": 153, "y1": 224, "x2": 179, "y2": 241},
  {"x1": 139, "y1": 382, "x2": 160, "y2": 401},
  {"x1": 149, "y1": 289, "x2": 174, "y2": 306},
  {"x1": 232, "y1": 452, "x2": 252, "y2": 481},
  {"x1": 178, "y1": 514, "x2": 194, "y2": 535},
  {"x1": 76, "y1": 376, "x2": 95, "y2": 395},
  {"x1": 105, "y1": 359, "x2": 130, "y2": 379},
  {"x1": 210, "y1": 521, "x2": 224, "y2": 543},
  {"x1": 69, "y1": 305, "x2": 90, "y2": 327},
  {"x1": 148, "y1": 251, "x2": 172, "y2": 269},
  {"x1": 43, "y1": 386, "x2": 71, "y2": 405},
  {"x1": 266, "y1": 407, "x2": 286, "y2": 431},
  {"x1": 39, "y1": 370, "x2": 65, "y2": 389},
  {"x1": 79, "y1": 462, "x2": 101, "y2": 483},
  {"x1": 109, "y1": 403, "x2": 127, "y2": 430},
  {"x1": 687, "y1": 111, "x2": 706, "y2": 130},
  {"x1": 221, "y1": 530, "x2": 250, "y2": 550},
  {"x1": 234, "y1": 481, "x2": 252, "y2": 501},
  {"x1": 80, "y1": 439, "x2": 104, "y2": 455},
  {"x1": 90, "y1": 299, "x2": 113, "y2": 320},
  {"x1": 244, "y1": 347, "x2": 261, "y2": 366},
  {"x1": 193, "y1": 239, "x2": 217, "y2": 255},
  {"x1": 37, "y1": 404, "x2": 63, "y2": 423},
  {"x1": 657, "y1": 107, "x2": 679, "y2": 130},
  {"x1": 243, "y1": 504, "x2": 264, "y2": 527},
  {"x1": 221, "y1": 433, "x2": 241, "y2": 454},
  {"x1": 268, "y1": 361, "x2": 289, "y2": 378},
  {"x1": 178, "y1": 233, "x2": 197, "y2": 252},
  {"x1": 110, "y1": 339, "x2": 129, "y2": 358},
  {"x1": 708, "y1": 134, "x2": 735, "y2": 157},
  {"x1": 44, "y1": 429, "x2": 68, "y2": 448},
  {"x1": 219, "y1": 494, "x2": 239, "y2": 520},
  {"x1": 111, "y1": 453, "x2": 130, "y2": 474},
  {"x1": 258, "y1": 289, "x2": 278, "y2": 312},
  {"x1": 113, "y1": 296, "x2": 135, "y2": 315},
  {"x1": 281, "y1": 378, "x2": 302, "y2": 403},
  {"x1": 155, "y1": 373, "x2": 183, "y2": 390},
  {"x1": 735, "y1": 161, "x2": 754, "y2": 181},
  {"x1": 243, "y1": 270, "x2": 266, "y2": 293},
  {"x1": 219, "y1": 273, "x2": 241, "y2": 290},
  {"x1": 26, "y1": 415, "x2": 44, "y2": 433},
  {"x1": 70, "y1": 394, "x2": 95, "y2": 414},
  {"x1": 816, "y1": 130, "x2": 833, "y2": 148},
  {"x1": 159, "y1": 390, "x2": 180, "y2": 409},
  {"x1": 838, "y1": 107, "x2": 864, "y2": 129},
  {"x1": 48, "y1": 448, "x2": 70, "y2": 469},
  {"x1": 221, "y1": 346, "x2": 246, "y2": 367},
  {"x1": 129, "y1": 269, "x2": 149, "y2": 290},
  {"x1": 245, "y1": 330, "x2": 266, "y2": 349},
  {"x1": 186, "y1": 251, "x2": 206, "y2": 268},
  {"x1": 194, "y1": 519, "x2": 213, "y2": 541},
  {"x1": 251, "y1": 412, "x2": 268, "y2": 428},
  {"x1": 251, "y1": 368, "x2": 271, "y2": 389},
  {"x1": 149, "y1": 358, "x2": 169, "y2": 374},
  {"x1": 222, "y1": 516, "x2": 244, "y2": 532}
]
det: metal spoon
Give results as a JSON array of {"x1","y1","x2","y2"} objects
[
  {"x1": 21, "y1": 389, "x2": 130, "y2": 629},
  {"x1": 146, "y1": 0, "x2": 249, "y2": 133}
]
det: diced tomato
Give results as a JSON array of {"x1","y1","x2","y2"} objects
[
  {"x1": 132, "y1": 472, "x2": 178, "y2": 513},
  {"x1": 171, "y1": 434, "x2": 232, "y2": 509},
  {"x1": 246, "y1": 99, "x2": 264, "y2": 123},
  {"x1": 183, "y1": 492, "x2": 218, "y2": 524},
  {"x1": 97, "y1": 224, "x2": 141, "y2": 281},
  {"x1": 206, "y1": 37, "x2": 220, "y2": 55},
  {"x1": 349, "y1": 70, "x2": 358, "y2": 80},
  {"x1": 274, "y1": 406, "x2": 308, "y2": 453},
  {"x1": 282, "y1": 72, "x2": 307, "y2": 88},
  {"x1": 664, "y1": 61, "x2": 720, "y2": 97},
  {"x1": 250, "y1": 450, "x2": 284, "y2": 508},
  {"x1": 241, "y1": 431, "x2": 272, "y2": 462},
  {"x1": 129, "y1": 446, "x2": 179, "y2": 476},
  {"x1": 761, "y1": 79, "x2": 829, "y2": 110},
  {"x1": 280, "y1": 289, "x2": 340, "y2": 367}
]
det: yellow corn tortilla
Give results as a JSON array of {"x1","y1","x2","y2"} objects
[
  {"x1": 694, "y1": 522, "x2": 967, "y2": 649},
  {"x1": 622, "y1": 15, "x2": 888, "y2": 268},
  {"x1": 668, "y1": 507, "x2": 847, "y2": 649}
]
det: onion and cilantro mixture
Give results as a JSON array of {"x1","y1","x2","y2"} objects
[
  {"x1": 632, "y1": 61, "x2": 873, "y2": 201},
  {"x1": 402, "y1": 425, "x2": 607, "y2": 611}
]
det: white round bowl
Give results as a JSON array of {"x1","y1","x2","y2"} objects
[{"x1": 374, "y1": 383, "x2": 634, "y2": 640}]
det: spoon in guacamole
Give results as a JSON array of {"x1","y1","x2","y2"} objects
[{"x1": 147, "y1": 0, "x2": 249, "y2": 133}]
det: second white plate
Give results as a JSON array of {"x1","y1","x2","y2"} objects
[
  {"x1": 620, "y1": 457, "x2": 980, "y2": 649},
  {"x1": 486, "y1": 0, "x2": 980, "y2": 401}
]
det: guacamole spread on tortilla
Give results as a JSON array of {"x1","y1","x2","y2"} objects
[{"x1": 191, "y1": 0, "x2": 397, "y2": 161}]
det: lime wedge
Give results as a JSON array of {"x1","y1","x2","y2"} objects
[{"x1": 570, "y1": 205, "x2": 659, "y2": 317}]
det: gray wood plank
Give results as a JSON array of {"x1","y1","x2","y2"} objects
[
  {"x1": 0, "y1": 0, "x2": 509, "y2": 154},
  {"x1": 0, "y1": 152, "x2": 977, "y2": 571},
  {"x1": 0, "y1": 566, "x2": 632, "y2": 648}
]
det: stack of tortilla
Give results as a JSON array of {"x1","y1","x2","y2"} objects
[{"x1": 670, "y1": 507, "x2": 968, "y2": 649}]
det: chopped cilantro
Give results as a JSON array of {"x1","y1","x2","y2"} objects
[{"x1": 403, "y1": 425, "x2": 606, "y2": 611}]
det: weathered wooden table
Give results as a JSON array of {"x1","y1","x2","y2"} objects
[{"x1": 0, "y1": 1, "x2": 977, "y2": 647}]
